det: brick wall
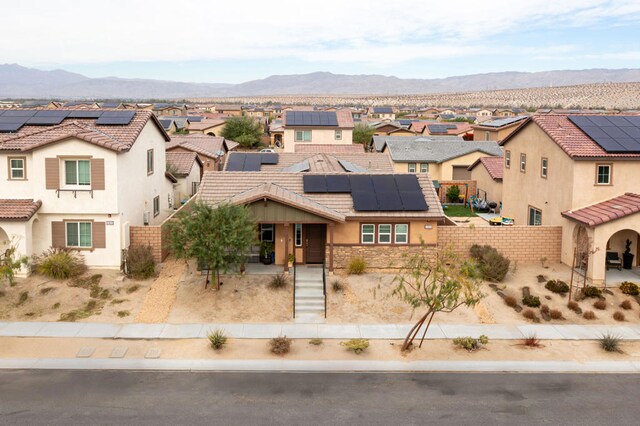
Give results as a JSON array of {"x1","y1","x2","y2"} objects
[
  {"x1": 129, "y1": 224, "x2": 168, "y2": 263},
  {"x1": 437, "y1": 225, "x2": 562, "y2": 263},
  {"x1": 438, "y1": 180, "x2": 477, "y2": 203},
  {"x1": 328, "y1": 244, "x2": 436, "y2": 270}
]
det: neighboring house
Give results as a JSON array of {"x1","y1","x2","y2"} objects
[
  {"x1": 165, "y1": 135, "x2": 238, "y2": 172},
  {"x1": 269, "y1": 119, "x2": 284, "y2": 148},
  {"x1": 0, "y1": 109, "x2": 173, "y2": 271},
  {"x1": 63, "y1": 101, "x2": 100, "y2": 109},
  {"x1": 166, "y1": 152, "x2": 203, "y2": 207},
  {"x1": 282, "y1": 110, "x2": 355, "y2": 153},
  {"x1": 378, "y1": 136, "x2": 503, "y2": 181},
  {"x1": 368, "y1": 107, "x2": 395, "y2": 120},
  {"x1": 159, "y1": 116, "x2": 189, "y2": 133},
  {"x1": 467, "y1": 156, "x2": 503, "y2": 204},
  {"x1": 475, "y1": 108, "x2": 496, "y2": 117},
  {"x1": 153, "y1": 103, "x2": 187, "y2": 116},
  {"x1": 187, "y1": 119, "x2": 226, "y2": 136},
  {"x1": 159, "y1": 119, "x2": 178, "y2": 134},
  {"x1": 223, "y1": 151, "x2": 393, "y2": 173},
  {"x1": 294, "y1": 144, "x2": 365, "y2": 154},
  {"x1": 500, "y1": 114, "x2": 640, "y2": 284},
  {"x1": 20, "y1": 101, "x2": 62, "y2": 109},
  {"x1": 99, "y1": 102, "x2": 123, "y2": 109},
  {"x1": 372, "y1": 122, "x2": 417, "y2": 137},
  {"x1": 472, "y1": 116, "x2": 528, "y2": 141},
  {"x1": 495, "y1": 109, "x2": 516, "y2": 117},
  {"x1": 216, "y1": 105, "x2": 243, "y2": 117},
  {"x1": 423, "y1": 122, "x2": 473, "y2": 138}
]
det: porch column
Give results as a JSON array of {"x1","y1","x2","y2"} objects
[
  {"x1": 329, "y1": 223, "x2": 334, "y2": 273},
  {"x1": 284, "y1": 223, "x2": 290, "y2": 273}
]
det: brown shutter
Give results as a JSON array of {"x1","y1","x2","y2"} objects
[
  {"x1": 51, "y1": 222, "x2": 65, "y2": 248},
  {"x1": 45, "y1": 158, "x2": 59, "y2": 190},
  {"x1": 92, "y1": 222, "x2": 106, "y2": 249},
  {"x1": 91, "y1": 158, "x2": 105, "y2": 190}
]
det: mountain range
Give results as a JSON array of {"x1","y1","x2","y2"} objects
[{"x1": 2, "y1": 63, "x2": 640, "y2": 100}]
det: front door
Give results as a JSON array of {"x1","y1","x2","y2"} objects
[{"x1": 305, "y1": 224, "x2": 326, "y2": 264}]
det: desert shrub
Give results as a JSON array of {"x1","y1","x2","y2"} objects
[
  {"x1": 567, "y1": 301, "x2": 580, "y2": 312},
  {"x1": 40, "y1": 287, "x2": 54, "y2": 295},
  {"x1": 126, "y1": 245, "x2": 156, "y2": 279},
  {"x1": 504, "y1": 296, "x2": 517, "y2": 308},
  {"x1": 331, "y1": 280, "x2": 344, "y2": 292},
  {"x1": 620, "y1": 300, "x2": 633, "y2": 310},
  {"x1": 599, "y1": 333, "x2": 621, "y2": 353},
  {"x1": 269, "y1": 273, "x2": 288, "y2": 289},
  {"x1": 545, "y1": 279, "x2": 569, "y2": 294},
  {"x1": 619, "y1": 281, "x2": 639, "y2": 295},
  {"x1": 16, "y1": 291, "x2": 28, "y2": 306},
  {"x1": 583, "y1": 286, "x2": 602, "y2": 298},
  {"x1": 52, "y1": 302, "x2": 60, "y2": 309},
  {"x1": 522, "y1": 309, "x2": 538, "y2": 322},
  {"x1": 613, "y1": 311, "x2": 625, "y2": 322},
  {"x1": 583, "y1": 310, "x2": 596, "y2": 320},
  {"x1": 117, "y1": 310, "x2": 130, "y2": 318},
  {"x1": 309, "y1": 338, "x2": 323, "y2": 346},
  {"x1": 58, "y1": 300, "x2": 102, "y2": 322},
  {"x1": 522, "y1": 295, "x2": 541, "y2": 308},
  {"x1": 33, "y1": 248, "x2": 86, "y2": 279},
  {"x1": 549, "y1": 309, "x2": 564, "y2": 320},
  {"x1": 126, "y1": 285, "x2": 140, "y2": 294},
  {"x1": 207, "y1": 329, "x2": 228, "y2": 350},
  {"x1": 347, "y1": 257, "x2": 366, "y2": 275},
  {"x1": 470, "y1": 245, "x2": 510, "y2": 282},
  {"x1": 536, "y1": 274, "x2": 546, "y2": 283},
  {"x1": 593, "y1": 299, "x2": 607, "y2": 310},
  {"x1": 69, "y1": 274, "x2": 102, "y2": 289},
  {"x1": 341, "y1": 339, "x2": 370, "y2": 354},
  {"x1": 270, "y1": 336, "x2": 291, "y2": 355},
  {"x1": 523, "y1": 334, "x2": 542, "y2": 347},
  {"x1": 540, "y1": 304, "x2": 550, "y2": 314},
  {"x1": 453, "y1": 335, "x2": 489, "y2": 352}
]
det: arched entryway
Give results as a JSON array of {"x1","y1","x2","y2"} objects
[
  {"x1": 207, "y1": 132, "x2": 216, "y2": 137},
  {"x1": 605, "y1": 229, "x2": 640, "y2": 284},
  {"x1": 0, "y1": 226, "x2": 9, "y2": 256}
]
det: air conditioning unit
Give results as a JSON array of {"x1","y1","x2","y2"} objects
[{"x1": 143, "y1": 211, "x2": 150, "y2": 225}]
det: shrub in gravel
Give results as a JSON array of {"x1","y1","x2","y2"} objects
[
  {"x1": 593, "y1": 299, "x2": 607, "y2": 310},
  {"x1": 545, "y1": 280, "x2": 570, "y2": 294},
  {"x1": 599, "y1": 333, "x2": 621, "y2": 353},
  {"x1": 522, "y1": 295, "x2": 541, "y2": 308},
  {"x1": 522, "y1": 309, "x2": 539, "y2": 322},
  {"x1": 540, "y1": 304, "x2": 550, "y2": 314},
  {"x1": 620, "y1": 300, "x2": 633, "y2": 310},
  {"x1": 567, "y1": 301, "x2": 580, "y2": 312},
  {"x1": 269, "y1": 273, "x2": 288, "y2": 289},
  {"x1": 613, "y1": 311, "x2": 626, "y2": 322},
  {"x1": 341, "y1": 339, "x2": 370, "y2": 354},
  {"x1": 207, "y1": 329, "x2": 228, "y2": 350},
  {"x1": 549, "y1": 309, "x2": 564, "y2": 320},
  {"x1": 33, "y1": 248, "x2": 86, "y2": 280},
  {"x1": 583, "y1": 286, "x2": 602, "y2": 298},
  {"x1": 126, "y1": 245, "x2": 156, "y2": 279},
  {"x1": 583, "y1": 310, "x2": 596, "y2": 320},
  {"x1": 270, "y1": 336, "x2": 291, "y2": 355},
  {"x1": 619, "y1": 281, "x2": 639, "y2": 296},
  {"x1": 504, "y1": 296, "x2": 517, "y2": 308},
  {"x1": 453, "y1": 335, "x2": 489, "y2": 352}
]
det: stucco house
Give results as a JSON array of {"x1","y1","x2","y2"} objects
[
  {"x1": 0, "y1": 109, "x2": 173, "y2": 271},
  {"x1": 165, "y1": 135, "x2": 238, "y2": 172},
  {"x1": 472, "y1": 116, "x2": 528, "y2": 142},
  {"x1": 166, "y1": 151, "x2": 203, "y2": 207},
  {"x1": 368, "y1": 107, "x2": 395, "y2": 121},
  {"x1": 500, "y1": 114, "x2": 640, "y2": 284},
  {"x1": 282, "y1": 110, "x2": 355, "y2": 153},
  {"x1": 467, "y1": 156, "x2": 503, "y2": 204},
  {"x1": 187, "y1": 119, "x2": 226, "y2": 136}
]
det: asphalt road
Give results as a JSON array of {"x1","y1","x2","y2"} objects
[{"x1": 0, "y1": 371, "x2": 638, "y2": 425}]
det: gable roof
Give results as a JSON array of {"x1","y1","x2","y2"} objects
[
  {"x1": 283, "y1": 110, "x2": 354, "y2": 128},
  {"x1": 468, "y1": 156, "x2": 504, "y2": 180},
  {"x1": 0, "y1": 199, "x2": 42, "y2": 221},
  {"x1": 166, "y1": 135, "x2": 237, "y2": 158},
  {"x1": 166, "y1": 151, "x2": 202, "y2": 177},
  {"x1": 188, "y1": 119, "x2": 226, "y2": 131},
  {"x1": 294, "y1": 144, "x2": 364, "y2": 154},
  {"x1": 224, "y1": 152, "x2": 394, "y2": 173},
  {"x1": 372, "y1": 134, "x2": 462, "y2": 153},
  {"x1": 562, "y1": 193, "x2": 640, "y2": 227},
  {"x1": 373, "y1": 107, "x2": 393, "y2": 114},
  {"x1": 383, "y1": 138, "x2": 502, "y2": 163},
  {"x1": 472, "y1": 116, "x2": 527, "y2": 129}
]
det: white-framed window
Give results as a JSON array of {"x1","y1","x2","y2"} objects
[
  {"x1": 295, "y1": 130, "x2": 312, "y2": 142},
  {"x1": 520, "y1": 153, "x2": 526, "y2": 173},
  {"x1": 153, "y1": 196, "x2": 160, "y2": 217},
  {"x1": 394, "y1": 224, "x2": 408, "y2": 244},
  {"x1": 147, "y1": 149, "x2": 154, "y2": 174},
  {"x1": 505, "y1": 150, "x2": 511, "y2": 168},
  {"x1": 66, "y1": 221, "x2": 92, "y2": 248},
  {"x1": 528, "y1": 207, "x2": 542, "y2": 226},
  {"x1": 408, "y1": 163, "x2": 416, "y2": 173},
  {"x1": 64, "y1": 159, "x2": 91, "y2": 187},
  {"x1": 335, "y1": 130, "x2": 342, "y2": 140},
  {"x1": 8, "y1": 157, "x2": 25, "y2": 180},
  {"x1": 361, "y1": 224, "x2": 375, "y2": 244},
  {"x1": 596, "y1": 164, "x2": 611, "y2": 185},
  {"x1": 420, "y1": 163, "x2": 429, "y2": 173},
  {"x1": 541, "y1": 157, "x2": 548, "y2": 178},
  {"x1": 295, "y1": 224, "x2": 302, "y2": 247},
  {"x1": 260, "y1": 224, "x2": 274, "y2": 242},
  {"x1": 378, "y1": 224, "x2": 392, "y2": 244}
]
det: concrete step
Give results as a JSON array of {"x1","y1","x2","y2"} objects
[
  {"x1": 295, "y1": 300, "x2": 325, "y2": 308},
  {"x1": 295, "y1": 289, "x2": 324, "y2": 298},
  {"x1": 294, "y1": 313, "x2": 325, "y2": 324}
]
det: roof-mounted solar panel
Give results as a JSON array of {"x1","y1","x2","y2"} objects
[
  {"x1": 2, "y1": 110, "x2": 37, "y2": 117},
  {"x1": 568, "y1": 115, "x2": 640, "y2": 153},
  {"x1": 338, "y1": 159, "x2": 368, "y2": 173},
  {"x1": 349, "y1": 175, "x2": 374, "y2": 192},
  {"x1": 325, "y1": 175, "x2": 351, "y2": 193},
  {"x1": 95, "y1": 111, "x2": 135, "y2": 125},
  {"x1": 33, "y1": 110, "x2": 70, "y2": 118},
  {"x1": 371, "y1": 175, "x2": 397, "y2": 192},
  {"x1": 376, "y1": 191, "x2": 404, "y2": 211},
  {"x1": 67, "y1": 110, "x2": 104, "y2": 118},
  {"x1": 243, "y1": 154, "x2": 262, "y2": 171},
  {"x1": 0, "y1": 123, "x2": 25, "y2": 132},
  {"x1": 225, "y1": 153, "x2": 246, "y2": 171},
  {"x1": 26, "y1": 115, "x2": 66, "y2": 125},
  {"x1": 260, "y1": 153, "x2": 279, "y2": 164},
  {"x1": 399, "y1": 191, "x2": 428, "y2": 211},
  {"x1": 394, "y1": 175, "x2": 422, "y2": 192},
  {"x1": 303, "y1": 175, "x2": 327, "y2": 193},
  {"x1": 352, "y1": 191, "x2": 379, "y2": 211}
]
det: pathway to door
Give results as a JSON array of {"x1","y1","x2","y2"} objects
[
  {"x1": 135, "y1": 258, "x2": 185, "y2": 323},
  {"x1": 294, "y1": 265, "x2": 325, "y2": 323}
]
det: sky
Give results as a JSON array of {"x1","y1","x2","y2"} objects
[{"x1": 2, "y1": 0, "x2": 640, "y2": 84}]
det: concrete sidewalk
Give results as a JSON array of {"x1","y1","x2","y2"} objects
[{"x1": 1, "y1": 321, "x2": 640, "y2": 340}]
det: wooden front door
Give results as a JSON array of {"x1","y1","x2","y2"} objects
[{"x1": 305, "y1": 224, "x2": 326, "y2": 264}]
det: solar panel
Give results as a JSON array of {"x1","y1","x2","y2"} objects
[
  {"x1": 286, "y1": 111, "x2": 338, "y2": 126},
  {"x1": 375, "y1": 191, "x2": 404, "y2": 211},
  {"x1": 303, "y1": 175, "x2": 327, "y2": 193},
  {"x1": 338, "y1": 159, "x2": 368, "y2": 173},
  {"x1": 95, "y1": 111, "x2": 135, "y2": 125},
  {"x1": 428, "y1": 124, "x2": 451, "y2": 133},
  {"x1": 394, "y1": 175, "x2": 422, "y2": 192},
  {"x1": 26, "y1": 116, "x2": 66, "y2": 125},
  {"x1": 243, "y1": 154, "x2": 262, "y2": 171},
  {"x1": 33, "y1": 110, "x2": 70, "y2": 118},
  {"x1": 0, "y1": 123, "x2": 24, "y2": 132},
  {"x1": 225, "y1": 153, "x2": 246, "y2": 171},
  {"x1": 67, "y1": 110, "x2": 104, "y2": 118},
  {"x1": 371, "y1": 175, "x2": 397, "y2": 193},
  {"x1": 2, "y1": 110, "x2": 37, "y2": 117},
  {"x1": 260, "y1": 153, "x2": 279, "y2": 164},
  {"x1": 325, "y1": 175, "x2": 351, "y2": 193},
  {"x1": 281, "y1": 160, "x2": 310, "y2": 173},
  {"x1": 352, "y1": 191, "x2": 379, "y2": 211},
  {"x1": 349, "y1": 175, "x2": 374, "y2": 192},
  {"x1": 400, "y1": 191, "x2": 428, "y2": 211},
  {"x1": 568, "y1": 115, "x2": 640, "y2": 153}
]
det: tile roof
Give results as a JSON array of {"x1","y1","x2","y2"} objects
[
  {"x1": 294, "y1": 144, "x2": 364, "y2": 154},
  {"x1": 384, "y1": 138, "x2": 502, "y2": 163},
  {"x1": 166, "y1": 152, "x2": 201, "y2": 176},
  {"x1": 0, "y1": 199, "x2": 42, "y2": 221},
  {"x1": 0, "y1": 110, "x2": 168, "y2": 152},
  {"x1": 198, "y1": 172, "x2": 444, "y2": 220},
  {"x1": 473, "y1": 116, "x2": 528, "y2": 129},
  {"x1": 225, "y1": 152, "x2": 394, "y2": 173},
  {"x1": 561, "y1": 193, "x2": 640, "y2": 227},
  {"x1": 188, "y1": 119, "x2": 226, "y2": 131},
  {"x1": 166, "y1": 135, "x2": 237, "y2": 158},
  {"x1": 468, "y1": 156, "x2": 504, "y2": 180},
  {"x1": 371, "y1": 135, "x2": 462, "y2": 152}
]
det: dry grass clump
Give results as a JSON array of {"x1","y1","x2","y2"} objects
[
  {"x1": 583, "y1": 310, "x2": 597, "y2": 320},
  {"x1": 504, "y1": 296, "x2": 517, "y2": 308},
  {"x1": 269, "y1": 273, "x2": 288, "y2": 289},
  {"x1": 567, "y1": 300, "x2": 581, "y2": 313},
  {"x1": 620, "y1": 300, "x2": 633, "y2": 310},
  {"x1": 522, "y1": 309, "x2": 540, "y2": 323},
  {"x1": 522, "y1": 334, "x2": 542, "y2": 348},
  {"x1": 32, "y1": 248, "x2": 86, "y2": 279},
  {"x1": 593, "y1": 299, "x2": 607, "y2": 310},
  {"x1": 540, "y1": 304, "x2": 550, "y2": 314},
  {"x1": 613, "y1": 311, "x2": 625, "y2": 322},
  {"x1": 270, "y1": 336, "x2": 292, "y2": 355},
  {"x1": 549, "y1": 309, "x2": 564, "y2": 320}
]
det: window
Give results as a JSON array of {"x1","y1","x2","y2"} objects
[
  {"x1": 295, "y1": 224, "x2": 302, "y2": 247},
  {"x1": 505, "y1": 151, "x2": 511, "y2": 168},
  {"x1": 66, "y1": 222, "x2": 92, "y2": 248},
  {"x1": 541, "y1": 157, "x2": 548, "y2": 178},
  {"x1": 64, "y1": 159, "x2": 91, "y2": 187},
  {"x1": 378, "y1": 224, "x2": 392, "y2": 244},
  {"x1": 361, "y1": 224, "x2": 375, "y2": 244},
  {"x1": 420, "y1": 163, "x2": 429, "y2": 173},
  {"x1": 520, "y1": 153, "x2": 526, "y2": 173},
  {"x1": 334, "y1": 130, "x2": 342, "y2": 140},
  {"x1": 485, "y1": 131, "x2": 490, "y2": 141},
  {"x1": 8, "y1": 157, "x2": 26, "y2": 180},
  {"x1": 528, "y1": 207, "x2": 542, "y2": 226},
  {"x1": 153, "y1": 196, "x2": 160, "y2": 217},
  {"x1": 394, "y1": 224, "x2": 408, "y2": 244},
  {"x1": 191, "y1": 182, "x2": 200, "y2": 196},
  {"x1": 147, "y1": 149, "x2": 154, "y2": 174},
  {"x1": 260, "y1": 224, "x2": 274, "y2": 242},
  {"x1": 295, "y1": 130, "x2": 312, "y2": 142},
  {"x1": 407, "y1": 163, "x2": 416, "y2": 173},
  {"x1": 596, "y1": 164, "x2": 611, "y2": 185}
]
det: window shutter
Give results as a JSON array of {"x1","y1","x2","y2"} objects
[
  {"x1": 45, "y1": 158, "x2": 59, "y2": 190},
  {"x1": 93, "y1": 222, "x2": 106, "y2": 249},
  {"x1": 91, "y1": 158, "x2": 105, "y2": 190},
  {"x1": 51, "y1": 222, "x2": 65, "y2": 248}
]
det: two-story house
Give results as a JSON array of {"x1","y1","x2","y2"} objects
[
  {"x1": 282, "y1": 110, "x2": 355, "y2": 153},
  {"x1": 368, "y1": 107, "x2": 395, "y2": 121},
  {"x1": 0, "y1": 109, "x2": 173, "y2": 272},
  {"x1": 472, "y1": 116, "x2": 528, "y2": 142},
  {"x1": 500, "y1": 114, "x2": 640, "y2": 284}
]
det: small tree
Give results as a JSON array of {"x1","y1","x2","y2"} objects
[
  {"x1": 353, "y1": 123, "x2": 375, "y2": 146},
  {"x1": 166, "y1": 201, "x2": 257, "y2": 290},
  {"x1": 0, "y1": 239, "x2": 28, "y2": 286},
  {"x1": 446, "y1": 185, "x2": 460, "y2": 203},
  {"x1": 220, "y1": 116, "x2": 263, "y2": 148},
  {"x1": 393, "y1": 246, "x2": 484, "y2": 351}
]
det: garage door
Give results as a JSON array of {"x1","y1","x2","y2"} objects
[{"x1": 452, "y1": 165, "x2": 471, "y2": 180}]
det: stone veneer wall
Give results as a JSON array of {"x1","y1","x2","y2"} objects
[{"x1": 328, "y1": 244, "x2": 436, "y2": 270}]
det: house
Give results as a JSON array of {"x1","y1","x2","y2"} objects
[
  {"x1": 472, "y1": 116, "x2": 528, "y2": 141},
  {"x1": 166, "y1": 152, "x2": 203, "y2": 207},
  {"x1": 153, "y1": 103, "x2": 187, "y2": 117},
  {"x1": 165, "y1": 135, "x2": 238, "y2": 172},
  {"x1": 187, "y1": 119, "x2": 226, "y2": 136},
  {"x1": 269, "y1": 119, "x2": 284, "y2": 148},
  {"x1": 372, "y1": 121, "x2": 418, "y2": 137},
  {"x1": 216, "y1": 105, "x2": 243, "y2": 117},
  {"x1": 423, "y1": 122, "x2": 473, "y2": 138},
  {"x1": 377, "y1": 136, "x2": 503, "y2": 180},
  {"x1": 467, "y1": 156, "x2": 503, "y2": 204},
  {"x1": 159, "y1": 119, "x2": 178, "y2": 134},
  {"x1": 294, "y1": 144, "x2": 365, "y2": 154},
  {"x1": 158, "y1": 116, "x2": 189, "y2": 133},
  {"x1": 21, "y1": 101, "x2": 62, "y2": 109},
  {"x1": 495, "y1": 108, "x2": 516, "y2": 117},
  {"x1": 0, "y1": 109, "x2": 173, "y2": 271},
  {"x1": 63, "y1": 101, "x2": 100, "y2": 109},
  {"x1": 500, "y1": 114, "x2": 640, "y2": 284},
  {"x1": 475, "y1": 108, "x2": 496, "y2": 118},
  {"x1": 282, "y1": 110, "x2": 355, "y2": 153},
  {"x1": 223, "y1": 151, "x2": 393, "y2": 173},
  {"x1": 368, "y1": 107, "x2": 395, "y2": 120}
]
